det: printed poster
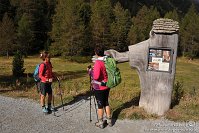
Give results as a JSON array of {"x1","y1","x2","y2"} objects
[{"x1": 147, "y1": 48, "x2": 172, "y2": 72}]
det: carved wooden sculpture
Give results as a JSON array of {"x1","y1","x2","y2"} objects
[{"x1": 105, "y1": 18, "x2": 179, "y2": 115}]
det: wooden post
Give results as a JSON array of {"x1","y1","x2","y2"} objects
[
  {"x1": 106, "y1": 18, "x2": 179, "y2": 115},
  {"x1": 128, "y1": 18, "x2": 179, "y2": 115}
]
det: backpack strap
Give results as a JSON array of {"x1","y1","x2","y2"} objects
[{"x1": 92, "y1": 79, "x2": 107, "y2": 86}]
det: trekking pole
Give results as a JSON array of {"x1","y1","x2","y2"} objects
[
  {"x1": 52, "y1": 94, "x2": 55, "y2": 116},
  {"x1": 88, "y1": 65, "x2": 98, "y2": 122},
  {"x1": 89, "y1": 77, "x2": 98, "y2": 122},
  {"x1": 89, "y1": 75, "x2": 92, "y2": 122},
  {"x1": 56, "y1": 77, "x2": 64, "y2": 111},
  {"x1": 93, "y1": 93, "x2": 98, "y2": 121}
]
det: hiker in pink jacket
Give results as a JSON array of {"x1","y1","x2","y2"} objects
[{"x1": 88, "y1": 45, "x2": 112, "y2": 129}]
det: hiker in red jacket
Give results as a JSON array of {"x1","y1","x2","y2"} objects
[
  {"x1": 39, "y1": 51, "x2": 55, "y2": 114},
  {"x1": 88, "y1": 45, "x2": 112, "y2": 128}
]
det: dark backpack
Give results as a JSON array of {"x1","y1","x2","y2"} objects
[{"x1": 33, "y1": 63, "x2": 46, "y2": 82}]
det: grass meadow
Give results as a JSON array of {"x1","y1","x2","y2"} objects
[{"x1": 0, "y1": 56, "x2": 199, "y2": 121}]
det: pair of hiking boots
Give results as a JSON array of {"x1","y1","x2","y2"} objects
[
  {"x1": 95, "y1": 117, "x2": 112, "y2": 129},
  {"x1": 42, "y1": 105, "x2": 54, "y2": 114}
]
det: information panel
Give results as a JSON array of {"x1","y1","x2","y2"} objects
[{"x1": 147, "y1": 47, "x2": 173, "y2": 73}]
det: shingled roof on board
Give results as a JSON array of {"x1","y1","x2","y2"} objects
[{"x1": 152, "y1": 18, "x2": 179, "y2": 34}]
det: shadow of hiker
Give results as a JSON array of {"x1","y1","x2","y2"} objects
[
  {"x1": 0, "y1": 89, "x2": 15, "y2": 94},
  {"x1": 112, "y1": 94, "x2": 140, "y2": 125},
  {"x1": 0, "y1": 73, "x2": 36, "y2": 94},
  {"x1": 0, "y1": 73, "x2": 36, "y2": 88},
  {"x1": 0, "y1": 75, "x2": 16, "y2": 86},
  {"x1": 53, "y1": 90, "x2": 92, "y2": 115}
]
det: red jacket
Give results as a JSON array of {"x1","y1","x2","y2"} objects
[{"x1": 39, "y1": 61, "x2": 53, "y2": 83}]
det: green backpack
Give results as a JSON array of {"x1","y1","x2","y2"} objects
[{"x1": 104, "y1": 56, "x2": 121, "y2": 88}]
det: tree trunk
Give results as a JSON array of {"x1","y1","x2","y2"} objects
[
  {"x1": 6, "y1": 50, "x2": 9, "y2": 59},
  {"x1": 106, "y1": 18, "x2": 179, "y2": 116},
  {"x1": 128, "y1": 33, "x2": 178, "y2": 115}
]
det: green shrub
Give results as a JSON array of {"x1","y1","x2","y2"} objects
[
  {"x1": 171, "y1": 81, "x2": 184, "y2": 108},
  {"x1": 12, "y1": 51, "x2": 25, "y2": 77}
]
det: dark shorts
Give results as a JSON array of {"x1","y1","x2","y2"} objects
[
  {"x1": 94, "y1": 88, "x2": 110, "y2": 109},
  {"x1": 40, "y1": 82, "x2": 52, "y2": 96},
  {"x1": 36, "y1": 82, "x2": 40, "y2": 93}
]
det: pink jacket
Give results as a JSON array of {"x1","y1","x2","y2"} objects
[{"x1": 91, "y1": 60, "x2": 108, "y2": 90}]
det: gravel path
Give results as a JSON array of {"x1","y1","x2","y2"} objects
[{"x1": 0, "y1": 95, "x2": 198, "y2": 133}]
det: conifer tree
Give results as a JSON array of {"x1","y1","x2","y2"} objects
[
  {"x1": 79, "y1": 3, "x2": 92, "y2": 55},
  {"x1": 12, "y1": 51, "x2": 25, "y2": 77},
  {"x1": 17, "y1": 13, "x2": 33, "y2": 56},
  {"x1": 111, "y1": 2, "x2": 131, "y2": 51},
  {"x1": 0, "y1": 0, "x2": 10, "y2": 20},
  {"x1": 51, "y1": 0, "x2": 85, "y2": 56},
  {"x1": 49, "y1": 0, "x2": 65, "y2": 56},
  {"x1": 164, "y1": 9, "x2": 179, "y2": 22},
  {"x1": 180, "y1": 4, "x2": 199, "y2": 59},
  {"x1": 0, "y1": 13, "x2": 15, "y2": 57},
  {"x1": 128, "y1": 6, "x2": 160, "y2": 45},
  {"x1": 16, "y1": 0, "x2": 50, "y2": 54},
  {"x1": 91, "y1": 0, "x2": 113, "y2": 49}
]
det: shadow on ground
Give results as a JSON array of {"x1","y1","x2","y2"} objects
[
  {"x1": 111, "y1": 94, "x2": 140, "y2": 125},
  {"x1": 52, "y1": 89, "x2": 93, "y2": 118},
  {"x1": 53, "y1": 89, "x2": 140, "y2": 125},
  {"x1": 54, "y1": 90, "x2": 91, "y2": 110}
]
